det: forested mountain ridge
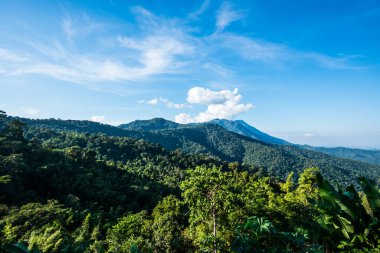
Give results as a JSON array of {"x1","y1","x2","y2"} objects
[
  {"x1": 123, "y1": 118, "x2": 380, "y2": 165},
  {"x1": 1, "y1": 111, "x2": 380, "y2": 252},
  {"x1": 119, "y1": 118, "x2": 182, "y2": 131},
  {"x1": 210, "y1": 118, "x2": 289, "y2": 145},
  {"x1": 206, "y1": 118, "x2": 380, "y2": 165},
  {"x1": 125, "y1": 123, "x2": 380, "y2": 186},
  {"x1": 7, "y1": 116, "x2": 380, "y2": 186}
]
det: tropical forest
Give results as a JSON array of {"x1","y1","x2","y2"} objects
[{"x1": 1, "y1": 0, "x2": 380, "y2": 252}]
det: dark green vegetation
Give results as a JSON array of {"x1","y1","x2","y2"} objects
[
  {"x1": 11, "y1": 116, "x2": 380, "y2": 186},
  {"x1": 205, "y1": 118, "x2": 380, "y2": 166},
  {"x1": 205, "y1": 119, "x2": 380, "y2": 166},
  {"x1": 119, "y1": 118, "x2": 182, "y2": 131},
  {"x1": 1, "y1": 112, "x2": 380, "y2": 252}
]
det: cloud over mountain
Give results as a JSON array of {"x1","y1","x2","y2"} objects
[{"x1": 175, "y1": 87, "x2": 253, "y2": 123}]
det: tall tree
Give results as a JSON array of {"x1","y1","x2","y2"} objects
[{"x1": 181, "y1": 166, "x2": 234, "y2": 253}]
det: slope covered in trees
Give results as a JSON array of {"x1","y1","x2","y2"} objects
[
  {"x1": 8, "y1": 116, "x2": 380, "y2": 187},
  {"x1": 1, "y1": 111, "x2": 380, "y2": 252},
  {"x1": 131, "y1": 124, "x2": 380, "y2": 186}
]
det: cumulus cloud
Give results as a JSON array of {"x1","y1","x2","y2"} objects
[
  {"x1": 90, "y1": 115, "x2": 106, "y2": 122},
  {"x1": 175, "y1": 113, "x2": 194, "y2": 124},
  {"x1": 139, "y1": 97, "x2": 190, "y2": 109},
  {"x1": 187, "y1": 87, "x2": 239, "y2": 104},
  {"x1": 175, "y1": 87, "x2": 253, "y2": 123}
]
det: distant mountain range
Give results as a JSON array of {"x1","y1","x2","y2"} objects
[
  {"x1": 9, "y1": 116, "x2": 380, "y2": 186},
  {"x1": 120, "y1": 118, "x2": 289, "y2": 145},
  {"x1": 13, "y1": 116, "x2": 380, "y2": 166},
  {"x1": 204, "y1": 119, "x2": 380, "y2": 165},
  {"x1": 301, "y1": 145, "x2": 380, "y2": 166}
]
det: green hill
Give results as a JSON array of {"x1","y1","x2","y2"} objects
[
  {"x1": 206, "y1": 118, "x2": 380, "y2": 165},
  {"x1": 10, "y1": 116, "x2": 380, "y2": 186},
  {"x1": 1, "y1": 112, "x2": 380, "y2": 252},
  {"x1": 119, "y1": 118, "x2": 182, "y2": 131}
]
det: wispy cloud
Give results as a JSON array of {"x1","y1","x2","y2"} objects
[
  {"x1": 2, "y1": 7, "x2": 196, "y2": 84},
  {"x1": 215, "y1": 3, "x2": 245, "y2": 32},
  {"x1": 211, "y1": 33, "x2": 361, "y2": 69},
  {"x1": 188, "y1": 0, "x2": 211, "y2": 20},
  {"x1": 175, "y1": 87, "x2": 253, "y2": 123},
  {"x1": 61, "y1": 16, "x2": 75, "y2": 44},
  {"x1": 0, "y1": 2, "x2": 365, "y2": 89},
  {"x1": 118, "y1": 34, "x2": 194, "y2": 77},
  {"x1": 0, "y1": 48, "x2": 29, "y2": 63}
]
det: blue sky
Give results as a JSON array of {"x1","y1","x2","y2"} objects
[{"x1": 0, "y1": 0, "x2": 380, "y2": 148}]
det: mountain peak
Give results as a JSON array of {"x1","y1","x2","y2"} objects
[
  {"x1": 119, "y1": 118, "x2": 180, "y2": 131},
  {"x1": 210, "y1": 118, "x2": 290, "y2": 145}
]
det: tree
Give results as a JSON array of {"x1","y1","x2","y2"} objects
[
  {"x1": 180, "y1": 166, "x2": 234, "y2": 253},
  {"x1": 106, "y1": 211, "x2": 152, "y2": 252},
  {"x1": 152, "y1": 195, "x2": 188, "y2": 252}
]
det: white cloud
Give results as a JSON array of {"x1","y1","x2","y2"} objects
[
  {"x1": 118, "y1": 34, "x2": 193, "y2": 77},
  {"x1": 188, "y1": 0, "x2": 211, "y2": 20},
  {"x1": 61, "y1": 16, "x2": 75, "y2": 44},
  {"x1": 216, "y1": 3, "x2": 245, "y2": 32},
  {"x1": 23, "y1": 107, "x2": 39, "y2": 116},
  {"x1": 160, "y1": 98, "x2": 191, "y2": 109},
  {"x1": 90, "y1": 115, "x2": 106, "y2": 122},
  {"x1": 175, "y1": 87, "x2": 253, "y2": 123},
  {"x1": 303, "y1": 133, "x2": 315, "y2": 137},
  {"x1": 187, "y1": 86, "x2": 239, "y2": 104},
  {"x1": 146, "y1": 98, "x2": 159, "y2": 105},
  {"x1": 212, "y1": 33, "x2": 359, "y2": 69},
  {"x1": 0, "y1": 4, "x2": 363, "y2": 88},
  {"x1": 0, "y1": 48, "x2": 29, "y2": 63},
  {"x1": 139, "y1": 97, "x2": 190, "y2": 109},
  {"x1": 175, "y1": 113, "x2": 194, "y2": 124},
  {"x1": 2, "y1": 8, "x2": 195, "y2": 84}
]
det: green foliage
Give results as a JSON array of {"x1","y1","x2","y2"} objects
[
  {"x1": 151, "y1": 195, "x2": 188, "y2": 252},
  {"x1": 314, "y1": 173, "x2": 380, "y2": 251},
  {"x1": 1, "y1": 112, "x2": 379, "y2": 252},
  {"x1": 8, "y1": 115, "x2": 380, "y2": 186},
  {"x1": 1, "y1": 243, "x2": 41, "y2": 253},
  {"x1": 231, "y1": 216, "x2": 314, "y2": 253},
  {"x1": 181, "y1": 166, "x2": 236, "y2": 252},
  {"x1": 106, "y1": 211, "x2": 152, "y2": 253}
]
